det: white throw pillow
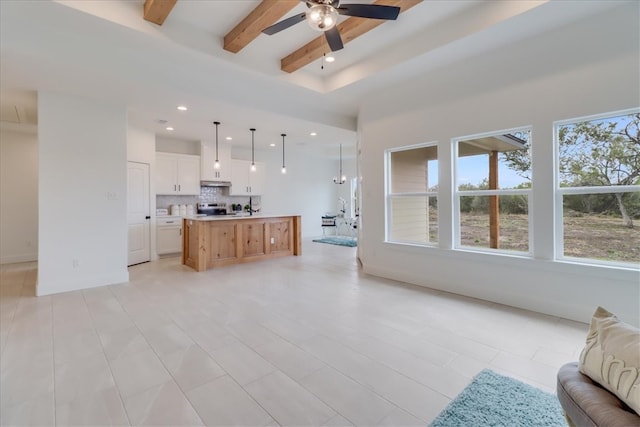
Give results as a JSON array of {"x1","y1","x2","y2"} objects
[{"x1": 579, "y1": 306, "x2": 640, "y2": 416}]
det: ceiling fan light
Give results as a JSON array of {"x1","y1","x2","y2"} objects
[
  {"x1": 323, "y1": 15, "x2": 334, "y2": 27},
  {"x1": 307, "y1": 4, "x2": 338, "y2": 32}
]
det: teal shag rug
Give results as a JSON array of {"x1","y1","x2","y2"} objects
[
  {"x1": 430, "y1": 369, "x2": 566, "y2": 427},
  {"x1": 312, "y1": 237, "x2": 357, "y2": 247}
]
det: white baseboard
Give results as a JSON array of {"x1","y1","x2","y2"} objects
[
  {"x1": 0, "y1": 253, "x2": 37, "y2": 264},
  {"x1": 36, "y1": 270, "x2": 129, "y2": 296}
]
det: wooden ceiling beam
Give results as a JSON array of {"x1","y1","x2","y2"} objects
[
  {"x1": 281, "y1": 0, "x2": 422, "y2": 73},
  {"x1": 143, "y1": 0, "x2": 177, "y2": 26},
  {"x1": 224, "y1": 0, "x2": 299, "y2": 54}
]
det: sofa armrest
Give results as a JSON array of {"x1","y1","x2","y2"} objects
[{"x1": 557, "y1": 362, "x2": 639, "y2": 427}]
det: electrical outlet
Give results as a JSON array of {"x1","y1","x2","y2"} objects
[
  {"x1": 72, "y1": 259, "x2": 79, "y2": 268},
  {"x1": 270, "y1": 237, "x2": 275, "y2": 244},
  {"x1": 107, "y1": 191, "x2": 117, "y2": 200}
]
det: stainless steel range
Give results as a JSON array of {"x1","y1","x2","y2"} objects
[{"x1": 197, "y1": 202, "x2": 228, "y2": 216}]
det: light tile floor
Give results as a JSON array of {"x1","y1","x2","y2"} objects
[{"x1": 0, "y1": 240, "x2": 588, "y2": 426}]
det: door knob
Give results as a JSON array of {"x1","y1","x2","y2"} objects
[{"x1": 145, "y1": 216, "x2": 151, "y2": 219}]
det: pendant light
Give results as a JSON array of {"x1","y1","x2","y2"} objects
[
  {"x1": 213, "y1": 121, "x2": 221, "y2": 170},
  {"x1": 281, "y1": 133, "x2": 287, "y2": 174},
  {"x1": 250, "y1": 128, "x2": 256, "y2": 172},
  {"x1": 333, "y1": 144, "x2": 346, "y2": 184}
]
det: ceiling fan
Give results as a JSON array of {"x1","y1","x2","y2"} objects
[{"x1": 262, "y1": 0, "x2": 401, "y2": 52}]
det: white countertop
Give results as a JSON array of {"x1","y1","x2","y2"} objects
[{"x1": 184, "y1": 213, "x2": 300, "y2": 221}]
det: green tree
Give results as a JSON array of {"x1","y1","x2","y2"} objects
[
  {"x1": 502, "y1": 114, "x2": 640, "y2": 227},
  {"x1": 459, "y1": 181, "x2": 488, "y2": 213},
  {"x1": 559, "y1": 113, "x2": 640, "y2": 228},
  {"x1": 502, "y1": 131, "x2": 532, "y2": 182}
]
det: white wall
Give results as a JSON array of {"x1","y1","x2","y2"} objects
[
  {"x1": 127, "y1": 126, "x2": 157, "y2": 260},
  {"x1": 0, "y1": 127, "x2": 38, "y2": 263},
  {"x1": 232, "y1": 145, "x2": 336, "y2": 237},
  {"x1": 358, "y1": 3, "x2": 640, "y2": 325},
  {"x1": 37, "y1": 92, "x2": 128, "y2": 295}
]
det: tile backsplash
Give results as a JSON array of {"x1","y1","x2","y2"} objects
[
  {"x1": 200, "y1": 186, "x2": 226, "y2": 202},
  {"x1": 156, "y1": 187, "x2": 261, "y2": 213}
]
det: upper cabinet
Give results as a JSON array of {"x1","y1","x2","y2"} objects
[
  {"x1": 230, "y1": 159, "x2": 265, "y2": 196},
  {"x1": 201, "y1": 141, "x2": 231, "y2": 181},
  {"x1": 156, "y1": 153, "x2": 200, "y2": 195}
]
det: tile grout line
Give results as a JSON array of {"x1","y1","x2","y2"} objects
[
  {"x1": 245, "y1": 322, "x2": 391, "y2": 425},
  {"x1": 81, "y1": 288, "x2": 133, "y2": 427},
  {"x1": 0, "y1": 267, "x2": 27, "y2": 362},
  {"x1": 121, "y1": 299, "x2": 209, "y2": 426}
]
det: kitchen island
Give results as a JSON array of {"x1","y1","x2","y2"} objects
[{"x1": 182, "y1": 214, "x2": 301, "y2": 272}]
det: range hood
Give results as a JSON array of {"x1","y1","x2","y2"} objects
[{"x1": 200, "y1": 181, "x2": 231, "y2": 187}]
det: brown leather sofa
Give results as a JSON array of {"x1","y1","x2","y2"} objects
[{"x1": 557, "y1": 362, "x2": 640, "y2": 427}]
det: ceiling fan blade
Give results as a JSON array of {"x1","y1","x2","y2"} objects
[
  {"x1": 324, "y1": 27, "x2": 344, "y2": 52},
  {"x1": 262, "y1": 13, "x2": 307, "y2": 35},
  {"x1": 337, "y1": 4, "x2": 400, "y2": 20}
]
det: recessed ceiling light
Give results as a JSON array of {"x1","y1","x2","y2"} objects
[
  {"x1": 225, "y1": 137, "x2": 232, "y2": 140},
  {"x1": 269, "y1": 143, "x2": 276, "y2": 147},
  {"x1": 166, "y1": 127, "x2": 174, "y2": 131},
  {"x1": 177, "y1": 105, "x2": 187, "y2": 111},
  {"x1": 310, "y1": 132, "x2": 317, "y2": 136},
  {"x1": 325, "y1": 56, "x2": 335, "y2": 63}
]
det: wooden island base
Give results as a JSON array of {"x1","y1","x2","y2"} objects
[{"x1": 182, "y1": 215, "x2": 301, "y2": 271}]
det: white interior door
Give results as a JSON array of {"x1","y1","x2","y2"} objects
[{"x1": 127, "y1": 162, "x2": 150, "y2": 266}]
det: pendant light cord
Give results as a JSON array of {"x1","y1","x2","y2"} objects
[
  {"x1": 281, "y1": 134, "x2": 286, "y2": 169},
  {"x1": 334, "y1": 144, "x2": 346, "y2": 184},
  {"x1": 213, "y1": 121, "x2": 220, "y2": 162},
  {"x1": 250, "y1": 128, "x2": 256, "y2": 166}
]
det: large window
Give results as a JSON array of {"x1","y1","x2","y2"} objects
[
  {"x1": 454, "y1": 128, "x2": 532, "y2": 253},
  {"x1": 556, "y1": 110, "x2": 640, "y2": 265},
  {"x1": 386, "y1": 143, "x2": 438, "y2": 245}
]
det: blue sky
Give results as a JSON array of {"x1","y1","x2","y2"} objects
[
  {"x1": 426, "y1": 156, "x2": 529, "y2": 190},
  {"x1": 458, "y1": 155, "x2": 529, "y2": 189}
]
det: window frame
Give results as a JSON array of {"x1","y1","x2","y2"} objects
[
  {"x1": 385, "y1": 141, "x2": 439, "y2": 247},
  {"x1": 452, "y1": 126, "x2": 534, "y2": 256},
  {"x1": 553, "y1": 108, "x2": 640, "y2": 267}
]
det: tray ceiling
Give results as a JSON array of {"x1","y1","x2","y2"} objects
[{"x1": 1, "y1": 0, "x2": 629, "y2": 148}]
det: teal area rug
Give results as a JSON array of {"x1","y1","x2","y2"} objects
[
  {"x1": 312, "y1": 236, "x2": 357, "y2": 247},
  {"x1": 430, "y1": 370, "x2": 565, "y2": 427}
]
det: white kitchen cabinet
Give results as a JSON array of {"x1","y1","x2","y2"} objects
[
  {"x1": 200, "y1": 141, "x2": 231, "y2": 181},
  {"x1": 156, "y1": 216, "x2": 182, "y2": 255},
  {"x1": 230, "y1": 159, "x2": 265, "y2": 195},
  {"x1": 156, "y1": 153, "x2": 200, "y2": 195}
]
